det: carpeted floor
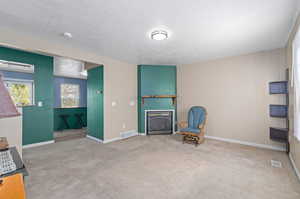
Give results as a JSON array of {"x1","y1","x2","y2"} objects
[
  {"x1": 23, "y1": 135, "x2": 300, "y2": 199},
  {"x1": 54, "y1": 129, "x2": 87, "y2": 142}
]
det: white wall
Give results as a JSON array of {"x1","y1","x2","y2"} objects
[
  {"x1": 0, "y1": 109, "x2": 22, "y2": 156},
  {"x1": 178, "y1": 48, "x2": 286, "y2": 149}
]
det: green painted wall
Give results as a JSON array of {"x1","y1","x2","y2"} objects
[
  {"x1": 0, "y1": 46, "x2": 54, "y2": 145},
  {"x1": 53, "y1": 108, "x2": 87, "y2": 131},
  {"x1": 87, "y1": 66, "x2": 104, "y2": 140},
  {"x1": 138, "y1": 65, "x2": 177, "y2": 133}
]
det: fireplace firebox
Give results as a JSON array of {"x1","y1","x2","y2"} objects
[{"x1": 146, "y1": 111, "x2": 173, "y2": 135}]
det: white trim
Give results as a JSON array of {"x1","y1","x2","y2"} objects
[
  {"x1": 103, "y1": 130, "x2": 139, "y2": 144},
  {"x1": 144, "y1": 109, "x2": 175, "y2": 134},
  {"x1": 3, "y1": 77, "x2": 34, "y2": 83},
  {"x1": 86, "y1": 135, "x2": 103, "y2": 143},
  {"x1": 289, "y1": 153, "x2": 300, "y2": 182},
  {"x1": 120, "y1": 130, "x2": 138, "y2": 139},
  {"x1": 205, "y1": 135, "x2": 286, "y2": 151},
  {"x1": 103, "y1": 137, "x2": 122, "y2": 144},
  {"x1": 23, "y1": 140, "x2": 54, "y2": 149}
]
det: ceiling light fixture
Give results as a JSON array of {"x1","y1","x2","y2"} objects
[
  {"x1": 62, "y1": 32, "x2": 73, "y2": 38},
  {"x1": 151, "y1": 30, "x2": 168, "y2": 41}
]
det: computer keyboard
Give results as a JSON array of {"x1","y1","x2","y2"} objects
[{"x1": 0, "y1": 150, "x2": 17, "y2": 175}]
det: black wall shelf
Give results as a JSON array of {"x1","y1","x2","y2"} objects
[
  {"x1": 269, "y1": 81, "x2": 288, "y2": 94},
  {"x1": 270, "y1": 127, "x2": 288, "y2": 143},
  {"x1": 268, "y1": 69, "x2": 289, "y2": 153},
  {"x1": 269, "y1": 104, "x2": 288, "y2": 118}
]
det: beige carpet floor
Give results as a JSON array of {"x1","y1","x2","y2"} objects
[{"x1": 23, "y1": 135, "x2": 300, "y2": 199}]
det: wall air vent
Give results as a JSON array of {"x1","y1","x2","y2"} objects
[{"x1": 0, "y1": 60, "x2": 34, "y2": 73}]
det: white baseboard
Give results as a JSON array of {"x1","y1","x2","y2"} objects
[
  {"x1": 86, "y1": 135, "x2": 103, "y2": 143},
  {"x1": 204, "y1": 135, "x2": 286, "y2": 152},
  {"x1": 120, "y1": 130, "x2": 138, "y2": 139},
  {"x1": 103, "y1": 130, "x2": 139, "y2": 144},
  {"x1": 23, "y1": 140, "x2": 55, "y2": 149},
  {"x1": 103, "y1": 137, "x2": 122, "y2": 144},
  {"x1": 289, "y1": 153, "x2": 300, "y2": 182}
]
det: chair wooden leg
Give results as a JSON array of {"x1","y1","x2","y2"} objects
[
  {"x1": 194, "y1": 136, "x2": 199, "y2": 147},
  {"x1": 198, "y1": 135, "x2": 205, "y2": 144}
]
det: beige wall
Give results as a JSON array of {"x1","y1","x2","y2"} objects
[
  {"x1": 178, "y1": 49, "x2": 287, "y2": 149},
  {"x1": 102, "y1": 58, "x2": 137, "y2": 141},
  {"x1": 0, "y1": 109, "x2": 22, "y2": 156},
  {"x1": 0, "y1": 28, "x2": 137, "y2": 143},
  {"x1": 286, "y1": 13, "x2": 300, "y2": 175}
]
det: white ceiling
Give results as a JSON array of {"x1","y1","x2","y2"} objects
[{"x1": 0, "y1": 0, "x2": 298, "y2": 64}]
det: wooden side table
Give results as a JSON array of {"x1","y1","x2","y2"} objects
[{"x1": 0, "y1": 173, "x2": 26, "y2": 199}]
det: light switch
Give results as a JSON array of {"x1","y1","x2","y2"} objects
[
  {"x1": 112, "y1": 101, "x2": 117, "y2": 107},
  {"x1": 38, "y1": 101, "x2": 43, "y2": 107}
]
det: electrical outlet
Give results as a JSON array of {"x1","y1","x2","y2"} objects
[
  {"x1": 122, "y1": 123, "x2": 126, "y2": 129},
  {"x1": 129, "y1": 101, "x2": 135, "y2": 106}
]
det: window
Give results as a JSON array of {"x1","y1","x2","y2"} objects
[
  {"x1": 293, "y1": 29, "x2": 300, "y2": 141},
  {"x1": 4, "y1": 79, "x2": 34, "y2": 106},
  {"x1": 61, "y1": 84, "x2": 80, "y2": 108}
]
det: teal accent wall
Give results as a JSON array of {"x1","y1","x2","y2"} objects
[
  {"x1": 0, "y1": 46, "x2": 54, "y2": 145},
  {"x1": 87, "y1": 66, "x2": 104, "y2": 140},
  {"x1": 53, "y1": 108, "x2": 87, "y2": 131},
  {"x1": 138, "y1": 65, "x2": 177, "y2": 133}
]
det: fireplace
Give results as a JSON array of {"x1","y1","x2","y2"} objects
[{"x1": 145, "y1": 110, "x2": 174, "y2": 135}]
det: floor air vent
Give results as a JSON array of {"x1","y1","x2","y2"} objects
[{"x1": 271, "y1": 160, "x2": 282, "y2": 168}]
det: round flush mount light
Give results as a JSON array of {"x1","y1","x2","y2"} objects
[
  {"x1": 151, "y1": 30, "x2": 168, "y2": 40},
  {"x1": 62, "y1": 32, "x2": 72, "y2": 38}
]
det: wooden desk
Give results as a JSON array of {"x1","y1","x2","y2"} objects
[{"x1": 0, "y1": 173, "x2": 26, "y2": 199}]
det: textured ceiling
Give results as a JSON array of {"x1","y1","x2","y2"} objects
[{"x1": 0, "y1": 0, "x2": 298, "y2": 64}]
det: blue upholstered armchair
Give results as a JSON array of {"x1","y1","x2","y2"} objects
[{"x1": 178, "y1": 106, "x2": 207, "y2": 146}]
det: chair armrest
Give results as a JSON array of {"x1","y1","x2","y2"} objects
[
  {"x1": 178, "y1": 121, "x2": 188, "y2": 129},
  {"x1": 198, "y1": 123, "x2": 206, "y2": 135},
  {"x1": 198, "y1": 123, "x2": 204, "y2": 129}
]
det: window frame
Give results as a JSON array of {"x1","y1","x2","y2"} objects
[
  {"x1": 292, "y1": 28, "x2": 300, "y2": 141},
  {"x1": 3, "y1": 77, "x2": 35, "y2": 107},
  {"x1": 60, "y1": 83, "x2": 80, "y2": 108}
]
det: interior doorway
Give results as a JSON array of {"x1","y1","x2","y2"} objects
[{"x1": 53, "y1": 57, "x2": 88, "y2": 142}]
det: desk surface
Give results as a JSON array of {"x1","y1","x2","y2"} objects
[{"x1": 0, "y1": 173, "x2": 26, "y2": 199}]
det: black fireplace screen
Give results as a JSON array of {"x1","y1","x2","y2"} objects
[{"x1": 147, "y1": 111, "x2": 173, "y2": 135}]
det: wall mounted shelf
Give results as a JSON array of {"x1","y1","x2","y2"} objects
[
  {"x1": 268, "y1": 69, "x2": 289, "y2": 153},
  {"x1": 269, "y1": 81, "x2": 288, "y2": 94},
  {"x1": 270, "y1": 127, "x2": 288, "y2": 143},
  {"x1": 142, "y1": 95, "x2": 177, "y2": 105},
  {"x1": 269, "y1": 104, "x2": 288, "y2": 118}
]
